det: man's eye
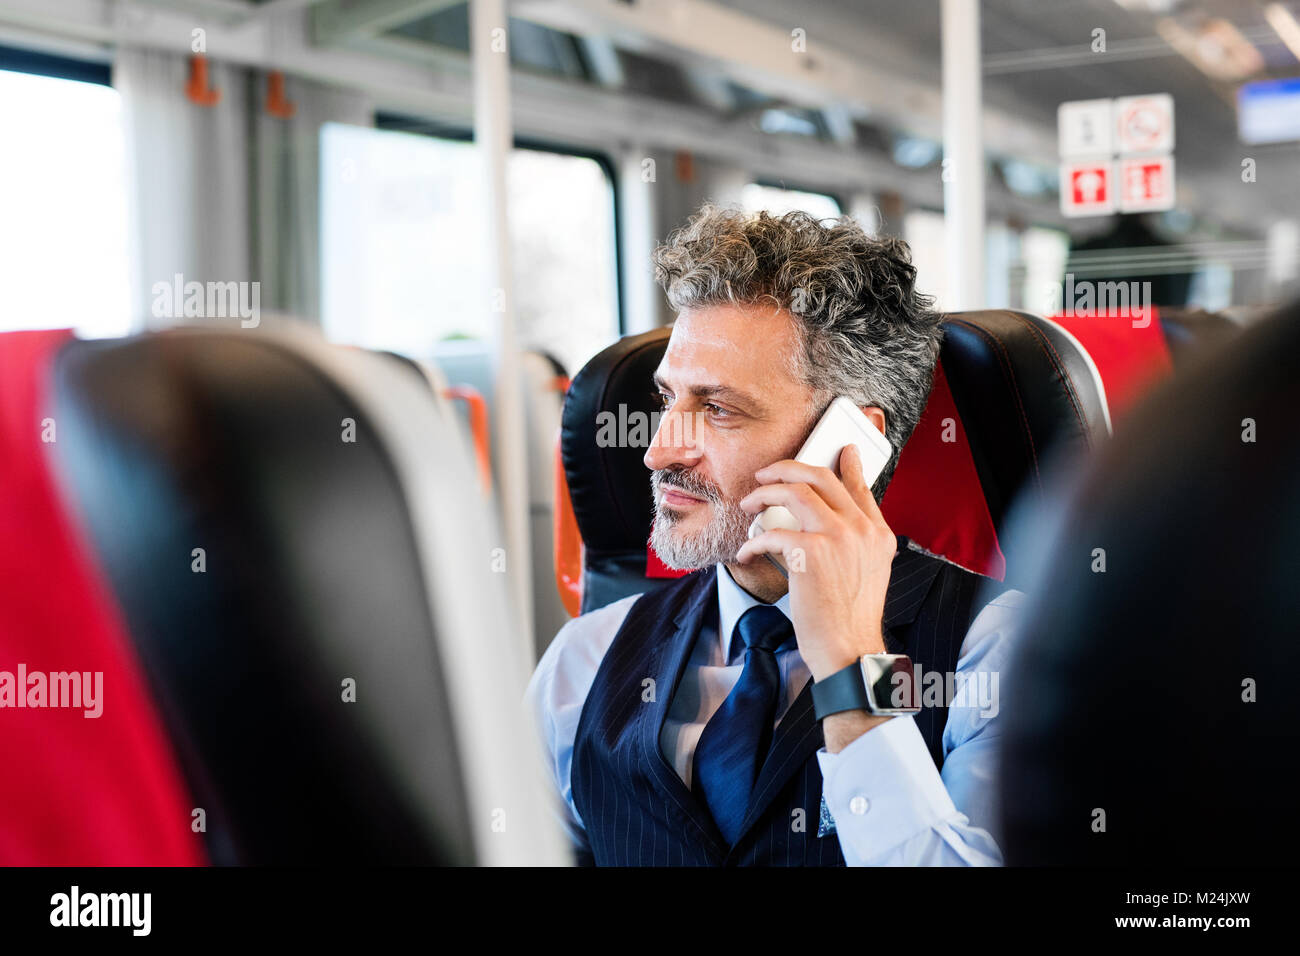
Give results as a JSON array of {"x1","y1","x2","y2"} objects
[
  {"x1": 656, "y1": 391, "x2": 673, "y2": 409},
  {"x1": 704, "y1": 403, "x2": 731, "y2": 418}
]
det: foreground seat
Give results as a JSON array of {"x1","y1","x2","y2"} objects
[
  {"x1": 1, "y1": 324, "x2": 566, "y2": 865},
  {"x1": 999, "y1": 298, "x2": 1300, "y2": 865},
  {"x1": 0, "y1": 330, "x2": 201, "y2": 865}
]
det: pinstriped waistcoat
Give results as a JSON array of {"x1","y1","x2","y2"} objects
[{"x1": 570, "y1": 536, "x2": 988, "y2": 866}]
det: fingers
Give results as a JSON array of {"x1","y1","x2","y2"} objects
[
  {"x1": 753, "y1": 448, "x2": 884, "y2": 522},
  {"x1": 739, "y1": 481, "x2": 834, "y2": 532},
  {"x1": 838, "y1": 445, "x2": 883, "y2": 521},
  {"x1": 735, "y1": 528, "x2": 814, "y2": 566},
  {"x1": 753, "y1": 458, "x2": 857, "y2": 515}
]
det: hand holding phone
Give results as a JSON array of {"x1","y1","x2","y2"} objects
[{"x1": 747, "y1": 396, "x2": 892, "y2": 572}]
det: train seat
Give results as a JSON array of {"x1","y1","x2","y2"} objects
[
  {"x1": 1048, "y1": 305, "x2": 1241, "y2": 428},
  {"x1": 0, "y1": 324, "x2": 565, "y2": 865},
  {"x1": 424, "y1": 340, "x2": 574, "y2": 655},
  {"x1": 1000, "y1": 298, "x2": 1300, "y2": 865},
  {"x1": 0, "y1": 329, "x2": 202, "y2": 865},
  {"x1": 520, "y1": 350, "x2": 572, "y2": 656},
  {"x1": 555, "y1": 309, "x2": 1109, "y2": 615}
]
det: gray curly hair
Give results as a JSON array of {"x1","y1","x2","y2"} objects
[{"x1": 652, "y1": 204, "x2": 943, "y2": 499}]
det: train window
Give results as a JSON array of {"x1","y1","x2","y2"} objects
[
  {"x1": 1020, "y1": 227, "x2": 1070, "y2": 315},
  {"x1": 509, "y1": 148, "x2": 620, "y2": 373},
  {"x1": 1187, "y1": 262, "x2": 1234, "y2": 313},
  {"x1": 320, "y1": 123, "x2": 619, "y2": 374},
  {"x1": 903, "y1": 209, "x2": 950, "y2": 309},
  {"x1": 0, "y1": 66, "x2": 131, "y2": 337},
  {"x1": 740, "y1": 183, "x2": 842, "y2": 220},
  {"x1": 906, "y1": 210, "x2": 1071, "y2": 315}
]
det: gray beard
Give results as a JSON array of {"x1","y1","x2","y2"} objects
[{"x1": 649, "y1": 469, "x2": 753, "y2": 571}]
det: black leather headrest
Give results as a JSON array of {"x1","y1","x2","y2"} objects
[
  {"x1": 561, "y1": 311, "x2": 1107, "y2": 609},
  {"x1": 1000, "y1": 299, "x2": 1300, "y2": 865},
  {"x1": 939, "y1": 310, "x2": 1108, "y2": 535},
  {"x1": 50, "y1": 331, "x2": 472, "y2": 864},
  {"x1": 561, "y1": 327, "x2": 669, "y2": 612}
]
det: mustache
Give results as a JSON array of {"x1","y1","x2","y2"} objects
[{"x1": 651, "y1": 468, "x2": 722, "y2": 504}]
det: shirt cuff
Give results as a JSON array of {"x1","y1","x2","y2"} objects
[{"x1": 816, "y1": 715, "x2": 958, "y2": 862}]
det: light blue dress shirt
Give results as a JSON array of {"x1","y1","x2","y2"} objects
[{"x1": 525, "y1": 558, "x2": 1024, "y2": 866}]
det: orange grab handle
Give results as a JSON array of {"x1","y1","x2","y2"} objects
[
  {"x1": 441, "y1": 386, "x2": 493, "y2": 493},
  {"x1": 265, "y1": 71, "x2": 296, "y2": 119},
  {"x1": 186, "y1": 55, "x2": 221, "y2": 107},
  {"x1": 553, "y1": 432, "x2": 583, "y2": 618}
]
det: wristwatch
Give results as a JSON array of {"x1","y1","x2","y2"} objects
[{"x1": 811, "y1": 654, "x2": 921, "y2": 720}]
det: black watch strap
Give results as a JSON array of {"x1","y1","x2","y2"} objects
[{"x1": 811, "y1": 660, "x2": 870, "y2": 720}]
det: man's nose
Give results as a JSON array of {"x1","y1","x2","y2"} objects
[{"x1": 643, "y1": 406, "x2": 703, "y2": 472}]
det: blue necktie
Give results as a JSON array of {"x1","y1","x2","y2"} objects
[{"x1": 692, "y1": 604, "x2": 795, "y2": 846}]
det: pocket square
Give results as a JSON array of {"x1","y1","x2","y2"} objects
[{"x1": 817, "y1": 794, "x2": 837, "y2": 838}]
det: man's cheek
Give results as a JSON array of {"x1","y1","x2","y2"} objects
[{"x1": 722, "y1": 477, "x2": 760, "y2": 508}]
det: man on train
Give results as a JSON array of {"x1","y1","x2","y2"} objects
[{"x1": 527, "y1": 204, "x2": 1021, "y2": 866}]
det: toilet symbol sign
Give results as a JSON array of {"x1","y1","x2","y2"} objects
[
  {"x1": 1061, "y1": 161, "x2": 1114, "y2": 216},
  {"x1": 1118, "y1": 155, "x2": 1175, "y2": 212}
]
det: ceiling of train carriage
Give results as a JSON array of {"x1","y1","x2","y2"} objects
[
  {"x1": 96, "y1": 0, "x2": 1297, "y2": 237},
  {"x1": 357, "y1": 0, "x2": 1298, "y2": 236},
  {"x1": 721, "y1": 0, "x2": 1298, "y2": 219}
]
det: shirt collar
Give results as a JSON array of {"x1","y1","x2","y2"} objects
[
  {"x1": 713, "y1": 543, "x2": 904, "y2": 665},
  {"x1": 714, "y1": 563, "x2": 793, "y2": 665}
]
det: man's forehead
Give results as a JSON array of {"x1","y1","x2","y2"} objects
[{"x1": 659, "y1": 304, "x2": 799, "y2": 381}]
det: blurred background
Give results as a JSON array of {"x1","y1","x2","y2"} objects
[
  {"x1": 2, "y1": 0, "x2": 1298, "y2": 651},
  {"x1": 1, "y1": 0, "x2": 1299, "y2": 867},
  {"x1": 3, "y1": 0, "x2": 1298, "y2": 350}
]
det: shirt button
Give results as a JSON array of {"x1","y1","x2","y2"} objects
[{"x1": 849, "y1": 796, "x2": 870, "y2": 816}]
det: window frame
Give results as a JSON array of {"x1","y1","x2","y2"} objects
[
  {"x1": 748, "y1": 178, "x2": 846, "y2": 217},
  {"x1": 374, "y1": 111, "x2": 625, "y2": 338},
  {"x1": 0, "y1": 42, "x2": 111, "y2": 87}
]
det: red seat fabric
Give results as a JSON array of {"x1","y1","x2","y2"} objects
[
  {"x1": 1050, "y1": 306, "x2": 1173, "y2": 426},
  {"x1": 882, "y1": 361, "x2": 1007, "y2": 580},
  {"x1": 0, "y1": 330, "x2": 204, "y2": 865},
  {"x1": 646, "y1": 536, "x2": 691, "y2": 579}
]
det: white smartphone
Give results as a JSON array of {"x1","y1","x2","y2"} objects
[{"x1": 747, "y1": 396, "x2": 892, "y2": 572}]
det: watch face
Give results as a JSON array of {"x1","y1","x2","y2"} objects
[{"x1": 861, "y1": 655, "x2": 920, "y2": 713}]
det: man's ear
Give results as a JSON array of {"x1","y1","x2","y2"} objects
[{"x1": 859, "y1": 405, "x2": 887, "y2": 437}]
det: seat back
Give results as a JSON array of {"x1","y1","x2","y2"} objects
[
  {"x1": 886, "y1": 310, "x2": 1109, "y2": 581},
  {"x1": 521, "y1": 350, "x2": 572, "y2": 656},
  {"x1": 3, "y1": 325, "x2": 566, "y2": 865},
  {"x1": 1000, "y1": 299, "x2": 1300, "y2": 865},
  {"x1": 0, "y1": 329, "x2": 204, "y2": 865},
  {"x1": 560, "y1": 328, "x2": 678, "y2": 613},
  {"x1": 1048, "y1": 305, "x2": 1244, "y2": 429}
]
